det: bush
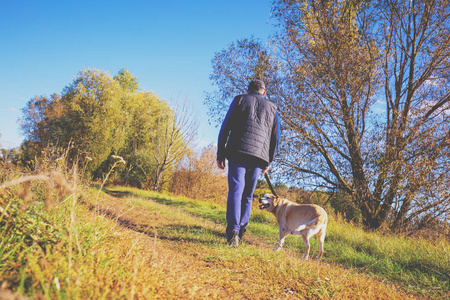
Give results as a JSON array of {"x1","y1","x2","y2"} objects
[{"x1": 170, "y1": 145, "x2": 228, "y2": 202}]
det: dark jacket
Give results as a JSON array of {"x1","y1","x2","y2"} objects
[{"x1": 217, "y1": 92, "x2": 280, "y2": 166}]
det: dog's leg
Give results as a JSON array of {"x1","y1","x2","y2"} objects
[
  {"x1": 316, "y1": 225, "x2": 326, "y2": 259},
  {"x1": 274, "y1": 228, "x2": 288, "y2": 251},
  {"x1": 301, "y1": 233, "x2": 310, "y2": 260}
]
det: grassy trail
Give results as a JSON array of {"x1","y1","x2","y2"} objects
[{"x1": 82, "y1": 186, "x2": 445, "y2": 299}]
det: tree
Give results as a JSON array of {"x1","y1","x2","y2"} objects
[
  {"x1": 204, "y1": 38, "x2": 280, "y2": 125},
  {"x1": 370, "y1": 0, "x2": 450, "y2": 229},
  {"x1": 21, "y1": 94, "x2": 63, "y2": 146},
  {"x1": 150, "y1": 100, "x2": 198, "y2": 192},
  {"x1": 206, "y1": 0, "x2": 450, "y2": 230},
  {"x1": 59, "y1": 69, "x2": 128, "y2": 173},
  {"x1": 20, "y1": 68, "x2": 196, "y2": 187},
  {"x1": 114, "y1": 68, "x2": 139, "y2": 93},
  {"x1": 20, "y1": 69, "x2": 128, "y2": 174},
  {"x1": 117, "y1": 91, "x2": 173, "y2": 189},
  {"x1": 170, "y1": 144, "x2": 228, "y2": 201}
]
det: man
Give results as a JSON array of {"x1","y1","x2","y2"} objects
[{"x1": 217, "y1": 79, "x2": 280, "y2": 247}]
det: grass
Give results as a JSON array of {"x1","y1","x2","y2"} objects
[
  {"x1": 1, "y1": 183, "x2": 449, "y2": 299},
  {"x1": 121, "y1": 186, "x2": 450, "y2": 297}
]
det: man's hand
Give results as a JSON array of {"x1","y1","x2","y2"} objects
[
  {"x1": 217, "y1": 159, "x2": 226, "y2": 170},
  {"x1": 262, "y1": 165, "x2": 269, "y2": 174}
]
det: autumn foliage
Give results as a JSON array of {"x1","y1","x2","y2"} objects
[
  {"x1": 170, "y1": 144, "x2": 228, "y2": 203},
  {"x1": 19, "y1": 68, "x2": 196, "y2": 192}
]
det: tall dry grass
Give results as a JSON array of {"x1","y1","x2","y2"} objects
[{"x1": 0, "y1": 146, "x2": 125, "y2": 298}]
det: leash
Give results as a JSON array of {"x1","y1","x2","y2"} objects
[{"x1": 264, "y1": 172, "x2": 278, "y2": 197}]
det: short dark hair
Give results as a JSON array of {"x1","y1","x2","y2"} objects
[{"x1": 248, "y1": 79, "x2": 266, "y2": 93}]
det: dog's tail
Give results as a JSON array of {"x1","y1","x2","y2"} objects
[{"x1": 295, "y1": 217, "x2": 319, "y2": 231}]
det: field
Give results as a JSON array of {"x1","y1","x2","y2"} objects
[{"x1": 1, "y1": 184, "x2": 449, "y2": 299}]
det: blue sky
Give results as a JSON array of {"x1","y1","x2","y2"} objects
[{"x1": 0, "y1": 0, "x2": 275, "y2": 149}]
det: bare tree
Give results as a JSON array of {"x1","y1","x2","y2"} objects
[
  {"x1": 373, "y1": 0, "x2": 450, "y2": 229},
  {"x1": 151, "y1": 98, "x2": 198, "y2": 192},
  {"x1": 207, "y1": 0, "x2": 450, "y2": 230}
]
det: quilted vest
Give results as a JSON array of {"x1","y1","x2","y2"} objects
[{"x1": 225, "y1": 93, "x2": 277, "y2": 164}]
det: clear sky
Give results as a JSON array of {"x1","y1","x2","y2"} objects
[{"x1": 0, "y1": 0, "x2": 275, "y2": 149}]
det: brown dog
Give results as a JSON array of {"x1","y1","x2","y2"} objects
[{"x1": 258, "y1": 194, "x2": 328, "y2": 260}]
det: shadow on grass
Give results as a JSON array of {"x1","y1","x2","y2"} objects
[
  {"x1": 99, "y1": 187, "x2": 288, "y2": 248},
  {"x1": 103, "y1": 189, "x2": 134, "y2": 199},
  {"x1": 83, "y1": 195, "x2": 227, "y2": 246},
  {"x1": 125, "y1": 189, "x2": 227, "y2": 225}
]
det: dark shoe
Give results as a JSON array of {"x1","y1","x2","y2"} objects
[
  {"x1": 227, "y1": 231, "x2": 239, "y2": 247},
  {"x1": 239, "y1": 228, "x2": 246, "y2": 240}
]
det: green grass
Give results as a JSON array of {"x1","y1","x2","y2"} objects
[
  {"x1": 110, "y1": 186, "x2": 450, "y2": 295},
  {"x1": 105, "y1": 186, "x2": 450, "y2": 297},
  {"x1": 1, "y1": 184, "x2": 449, "y2": 299},
  {"x1": 325, "y1": 222, "x2": 450, "y2": 296}
]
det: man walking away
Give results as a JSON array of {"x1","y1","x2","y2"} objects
[{"x1": 216, "y1": 79, "x2": 280, "y2": 247}]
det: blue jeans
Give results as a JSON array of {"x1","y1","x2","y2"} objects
[{"x1": 226, "y1": 159, "x2": 263, "y2": 236}]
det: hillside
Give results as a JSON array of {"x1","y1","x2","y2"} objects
[{"x1": 1, "y1": 185, "x2": 449, "y2": 299}]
